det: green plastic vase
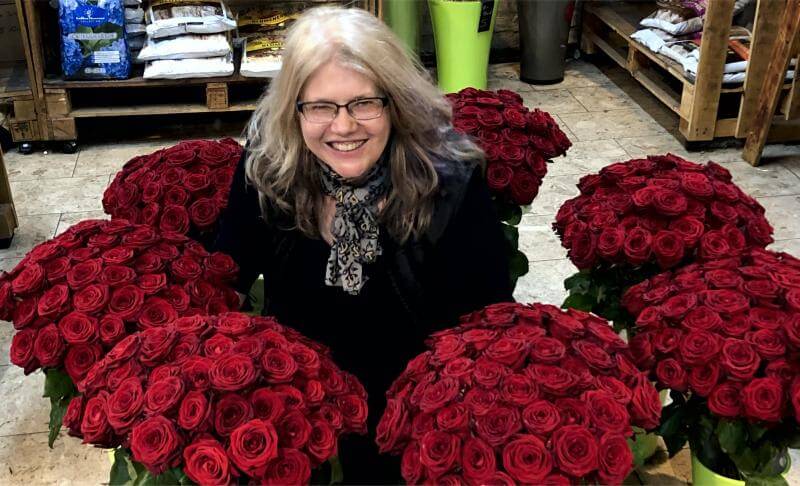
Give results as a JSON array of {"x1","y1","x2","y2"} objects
[
  {"x1": 427, "y1": 0, "x2": 499, "y2": 93},
  {"x1": 383, "y1": 0, "x2": 422, "y2": 57},
  {"x1": 691, "y1": 454, "x2": 791, "y2": 486}
]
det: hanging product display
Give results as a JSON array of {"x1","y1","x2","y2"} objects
[
  {"x1": 58, "y1": 0, "x2": 131, "y2": 79},
  {"x1": 235, "y1": 3, "x2": 303, "y2": 78}
]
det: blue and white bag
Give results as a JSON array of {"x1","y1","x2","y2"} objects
[{"x1": 59, "y1": 0, "x2": 131, "y2": 79}]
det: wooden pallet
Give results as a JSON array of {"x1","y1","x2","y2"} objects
[
  {"x1": 42, "y1": 72, "x2": 271, "y2": 140},
  {"x1": 581, "y1": 0, "x2": 800, "y2": 144}
]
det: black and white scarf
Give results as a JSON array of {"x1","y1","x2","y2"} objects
[{"x1": 318, "y1": 160, "x2": 390, "y2": 295}]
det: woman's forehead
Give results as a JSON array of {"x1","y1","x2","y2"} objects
[{"x1": 301, "y1": 61, "x2": 380, "y2": 101}]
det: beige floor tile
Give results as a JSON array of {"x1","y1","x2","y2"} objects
[
  {"x1": 0, "y1": 214, "x2": 59, "y2": 260},
  {"x1": 0, "y1": 432, "x2": 109, "y2": 485},
  {"x1": 56, "y1": 211, "x2": 109, "y2": 236},
  {"x1": 759, "y1": 195, "x2": 800, "y2": 241},
  {"x1": 719, "y1": 160, "x2": 800, "y2": 198},
  {"x1": 0, "y1": 326, "x2": 12, "y2": 366},
  {"x1": 0, "y1": 258, "x2": 22, "y2": 273},
  {"x1": 0, "y1": 366, "x2": 49, "y2": 436},
  {"x1": 488, "y1": 62, "x2": 521, "y2": 81},
  {"x1": 769, "y1": 239, "x2": 800, "y2": 255},
  {"x1": 570, "y1": 84, "x2": 640, "y2": 112},
  {"x1": 693, "y1": 144, "x2": 800, "y2": 166},
  {"x1": 488, "y1": 76, "x2": 533, "y2": 94},
  {"x1": 10, "y1": 176, "x2": 108, "y2": 217},
  {"x1": 546, "y1": 139, "x2": 628, "y2": 177},
  {"x1": 614, "y1": 134, "x2": 693, "y2": 159},
  {"x1": 520, "y1": 89, "x2": 587, "y2": 115},
  {"x1": 3, "y1": 151, "x2": 78, "y2": 182},
  {"x1": 513, "y1": 258, "x2": 576, "y2": 307},
  {"x1": 559, "y1": 108, "x2": 666, "y2": 142},
  {"x1": 528, "y1": 174, "x2": 580, "y2": 217},
  {"x1": 518, "y1": 214, "x2": 567, "y2": 262},
  {"x1": 73, "y1": 141, "x2": 171, "y2": 177},
  {"x1": 552, "y1": 114, "x2": 577, "y2": 144},
  {"x1": 531, "y1": 60, "x2": 613, "y2": 91}
]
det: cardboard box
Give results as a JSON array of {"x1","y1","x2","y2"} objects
[
  {"x1": 0, "y1": 2, "x2": 24, "y2": 63},
  {"x1": 0, "y1": 148, "x2": 18, "y2": 239}
]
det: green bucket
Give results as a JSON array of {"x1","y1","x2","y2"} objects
[
  {"x1": 383, "y1": 0, "x2": 422, "y2": 57},
  {"x1": 691, "y1": 454, "x2": 791, "y2": 486},
  {"x1": 428, "y1": 0, "x2": 499, "y2": 93}
]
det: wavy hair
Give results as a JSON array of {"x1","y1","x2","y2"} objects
[{"x1": 244, "y1": 5, "x2": 483, "y2": 243}]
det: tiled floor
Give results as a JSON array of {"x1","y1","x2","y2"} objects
[{"x1": 1, "y1": 59, "x2": 800, "y2": 483}]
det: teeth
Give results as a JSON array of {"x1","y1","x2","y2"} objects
[{"x1": 330, "y1": 141, "x2": 366, "y2": 152}]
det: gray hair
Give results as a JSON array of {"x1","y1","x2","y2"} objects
[{"x1": 244, "y1": 5, "x2": 484, "y2": 243}]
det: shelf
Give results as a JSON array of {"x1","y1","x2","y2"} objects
[
  {"x1": 43, "y1": 71, "x2": 272, "y2": 90},
  {"x1": 70, "y1": 100, "x2": 258, "y2": 118}
]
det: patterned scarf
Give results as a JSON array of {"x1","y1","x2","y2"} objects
[{"x1": 318, "y1": 160, "x2": 390, "y2": 295}]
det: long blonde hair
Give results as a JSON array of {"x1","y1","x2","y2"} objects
[{"x1": 244, "y1": 6, "x2": 483, "y2": 243}]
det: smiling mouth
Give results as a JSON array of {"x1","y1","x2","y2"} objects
[{"x1": 327, "y1": 140, "x2": 367, "y2": 152}]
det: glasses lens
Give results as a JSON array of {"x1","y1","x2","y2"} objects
[
  {"x1": 349, "y1": 99, "x2": 384, "y2": 120},
  {"x1": 303, "y1": 103, "x2": 337, "y2": 122}
]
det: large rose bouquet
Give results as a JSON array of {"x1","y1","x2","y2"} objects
[
  {"x1": 447, "y1": 88, "x2": 572, "y2": 286},
  {"x1": 623, "y1": 248, "x2": 800, "y2": 483},
  {"x1": 102, "y1": 138, "x2": 242, "y2": 248},
  {"x1": 554, "y1": 154, "x2": 773, "y2": 332},
  {"x1": 0, "y1": 219, "x2": 240, "y2": 445},
  {"x1": 65, "y1": 313, "x2": 368, "y2": 485},
  {"x1": 376, "y1": 302, "x2": 661, "y2": 484}
]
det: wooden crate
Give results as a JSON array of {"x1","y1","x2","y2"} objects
[
  {"x1": 581, "y1": 0, "x2": 800, "y2": 144},
  {"x1": 0, "y1": 147, "x2": 18, "y2": 243}
]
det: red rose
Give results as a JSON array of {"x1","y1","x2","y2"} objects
[
  {"x1": 107, "y1": 376, "x2": 145, "y2": 433},
  {"x1": 464, "y1": 388, "x2": 499, "y2": 417},
  {"x1": 502, "y1": 108, "x2": 527, "y2": 128},
  {"x1": 688, "y1": 362, "x2": 721, "y2": 397},
  {"x1": 64, "y1": 343, "x2": 102, "y2": 383},
  {"x1": 486, "y1": 164, "x2": 513, "y2": 192},
  {"x1": 567, "y1": 229, "x2": 596, "y2": 270},
  {"x1": 163, "y1": 187, "x2": 190, "y2": 207},
  {"x1": 522, "y1": 400, "x2": 561, "y2": 435},
  {"x1": 58, "y1": 311, "x2": 97, "y2": 344},
  {"x1": 264, "y1": 448, "x2": 311, "y2": 485},
  {"x1": 337, "y1": 394, "x2": 368, "y2": 433},
  {"x1": 680, "y1": 330, "x2": 721, "y2": 366},
  {"x1": 62, "y1": 395, "x2": 83, "y2": 433},
  {"x1": 279, "y1": 410, "x2": 312, "y2": 450},
  {"x1": 308, "y1": 419, "x2": 337, "y2": 464},
  {"x1": 572, "y1": 340, "x2": 614, "y2": 372},
  {"x1": 228, "y1": 419, "x2": 279, "y2": 477},
  {"x1": 208, "y1": 353, "x2": 257, "y2": 392},
  {"x1": 114, "y1": 181, "x2": 140, "y2": 209},
  {"x1": 623, "y1": 228, "x2": 652, "y2": 266},
  {"x1": 100, "y1": 265, "x2": 137, "y2": 287},
  {"x1": 164, "y1": 148, "x2": 195, "y2": 167},
  {"x1": 419, "y1": 430, "x2": 461, "y2": 478},
  {"x1": 655, "y1": 358, "x2": 688, "y2": 392},
  {"x1": 552, "y1": 425, "x2": 598, "y2": 477},
  {"x1": 597, "y1": 227, "x2": 624, "y2": 259},
  {"x1": 184, "y1": 438, "x2": 231, "y2": 486},
  {"x1": 109, "y1": 285, "x2": 145, "y2": 321},
  {"x1": 475, "y1": 405, "x2": 521, "y2": 447},
  {"x1": 461, "y1": 436, "x2": 496, "y2": 481},
  {"x1": 510, "y1": 171, "x2": 540, "y2": 205},
  {"x1": 189, "y1": 198, "x2": 220, "y2": 231},
  {"x1": 72, "y1": 284, "x2": 109, "y2": 314},
  {"x1": 145, "y1": 376, "x2": 184, "y2": 415},
  {"x1": 214, "y1": 393, "x2": 253, "y2": 436},
  {"x1": 704, "y1": 289, "x2": 749, "y2": 314},
  {"x1": 484, "y1": 337, "x2": 527, "y2": 367},
  {"x1": 528, "y1": 364, "x2": 578, "y2": 396},
  {"x1": 708, "y1": 382, "x2": 742, "y2": 418},
  {"x1": 598, "y1": 433, "x2": 634, "y2": 484},
  {"x1": 261, "y1": 348, "x2": 298, "y2": 383},
  {"x1": 184, "y1": 173, "x2": 211, "y2": 194},
  {"x1": 585, "y1": 391, "x2": 631, "y2": 435},
  {"x1": 159, "y1": 206, "x2": 190, "y2": 234},
  {"x1": 33, "y1": 324, "x2": 65, "y2": 368},
  {"x1": 102, "y1": 247, "x2": 135, "y2": 265},
  {"x1": 630, "y1": 380, "x2": 661, "y2": 430},
  {"x1": 376, "y1": 398, "x2": 409, "y2": 453},
  {"x1": 742, "y1": 377, "x2": 784, "y2": 422},
  {"x1": 81, "y1": 392, "x2": 113, "y2": 446},
  {"x1": 680, "y1": 172, "x2": 713, "y2": 197},
  {"x1": 10, "y1": 328, "x2": 38, "y2": 371},
  {"x1": 178, "y1": 390, "x2": 211, "y2": 431},
  {"x1": 502, "y1": 435, "x2": 552, "y2": 483},
  {"x1": 204, "y1": 253, "x2": 238, "y2": 284},
  {"x1": 66, "y1": 259, "x2": 102, "y2": 290},
  {"x1": 130, "y1": 416, "x2": 182, "y2": 475},
  {"x1": 401, "y1": 442, "x2": 423, "y2": 484},
  {"x1": 98, "y1": 315, "x2": 126, "y2": 346},
  {"x1": 419, "y1": 377, "x2": 459, "y2": 412},
  {"x1": 476, "y1": 109, "x2": 503, "y2": 128},
  {"x1": 720, "y1": 339, "x2": 760, "y2": 380},
  {"x1": 669, "y1": 216, "x2": 706, "y2": 247},
  {"x1": 683, "y1": 306, "x2": 722, "y2": 331},
  {"x1": 139, "y1": 297, "x2": 178, "y2": 328},
  {"x1": 652, "y1": 230, "x2": 685, "y2": 269}
]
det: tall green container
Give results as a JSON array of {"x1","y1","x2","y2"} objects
[
  {"x1": 383, "y1": 0, "x2": 422, "y2": 57},
  {"x1": 428, "y1": 0, "x2": 499, "y2": 93}
]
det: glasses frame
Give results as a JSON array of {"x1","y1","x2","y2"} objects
[{"x1": 296, "y1": 96, "x2": 389, "y2": 123}]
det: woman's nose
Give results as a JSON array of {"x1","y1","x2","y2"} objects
[{"x1": 329, "y1": 106, "x2": 358, "y2": 134}]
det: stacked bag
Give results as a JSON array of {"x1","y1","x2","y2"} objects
[
  {"x1": 58, "y1": 0, "x2": 131, "y2": 79},
  {"x1": 140, "y1": 0, "x2": 237, "y2": 79},
  {"x1": 124, "y1": 0, "x2": 146, "y2": 63},
  {"x1": 235, "y1": 3, "x2": 304, "y2": 78}
]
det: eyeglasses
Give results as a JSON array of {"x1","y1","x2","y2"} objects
[{"x1": 296, "y1": 97, "x2": 389, "y2": 123}]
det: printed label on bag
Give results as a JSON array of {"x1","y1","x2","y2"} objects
[
  {"x1": 91, "y1": 50, "x2": 121, "y2": 64},
  {"x1": 478, "y1": 0, "x2": 494, "y2": 33}
]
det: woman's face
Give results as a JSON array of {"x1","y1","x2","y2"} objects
[{"x1": 298, "y1": 61, "x2": 391, "y2": 179}]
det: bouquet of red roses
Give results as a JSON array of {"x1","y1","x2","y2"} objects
[
  {"x1": 65, "y1": 313, "x2": 368, "y2": 486},
  {"x1": 622, "y1": 248, "x2": 800, "y2": 483},
  {"x1": 0, "y1": 219, "x2": 240, "y2": 445},
  {"x1": 554, "y1": 154, "x2": 773, "y2": 332},
  {"x1": 447, "y1": 87, "x2": 572, "y2": 286},
  {"x1": 376, "y1": 302, "x2": 661, "y2": 485},
  {"x1": 102, "y1": 138, "x2": 242, "y2": 248}
]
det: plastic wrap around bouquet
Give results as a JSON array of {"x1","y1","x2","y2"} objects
[
  {"x1": 0, "y1": 219, "x2": 240, "y2": 445},
  {"x1": 65, "y1": 312, "x2": 368, "y2": 486},
  {"x1": 102, "y1": 138, "x2": 242, "y2": 248},
  {"x1": 554, "y1": 154, "x2": 774, "y2": 332},
  {"x1": 447, "y1": 87, "x2": 572, "y2": 285},
  {"x1": 622, "y1": 248, "x2": 800, "y2": 482},
  {"x1": 376, "y1": 302, "x2": 662, "y2": 485}
]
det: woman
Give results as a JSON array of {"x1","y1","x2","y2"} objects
[{"x1": 214, "y1": 6, "x2": 512, "y2": 482}]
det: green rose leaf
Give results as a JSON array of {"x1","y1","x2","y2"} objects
[
  {"x1": 561, "y1": 292, "x2": 595, "y2": 312},
  {"x1": 508, "y1": 249, "x2": 529, "y2": 279},
  {"x1": 501, "y1": 223, "x2": 519, "y2": 249},
  {"x1": 109, "y1": 448, "x2": 133, "y2": 486},
  {"x1": 563, "y1": 271, "x2": 592, "y2": 293},
  {"x1": 43, "y1": 369, "x2": 77, "y2": 399},
  {"x1": 717, "y1": 419, "x2": 746, "y2": 455},
  {"x1": 329, "y1": 455, "x2": 344, "y2": 485},
  {"x1": 47, "y1": 396, "x2": 68, "y2": 448},
  {"x1": 744, "y1": 475, "x2": 789, "y2": 486}
]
